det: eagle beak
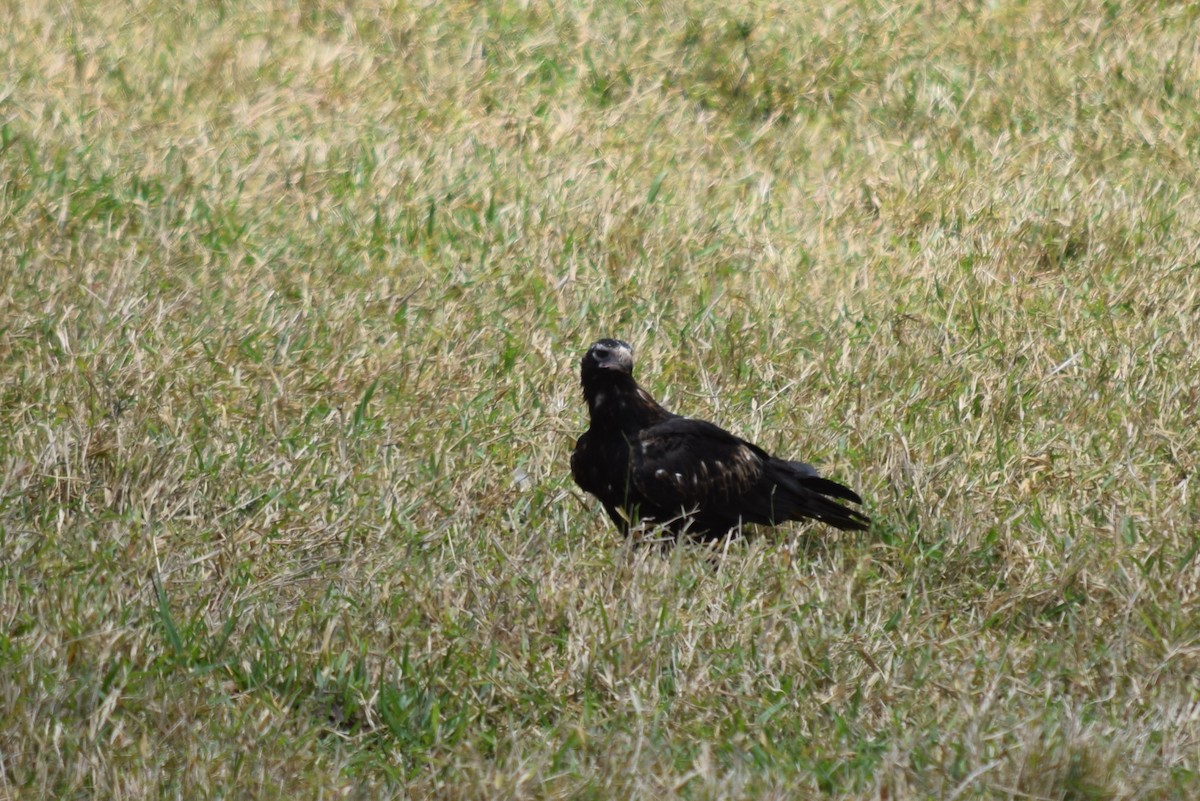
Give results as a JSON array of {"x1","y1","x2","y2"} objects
[{"x1": 601, "y1": 352, "x2": 633, "y2": 372}]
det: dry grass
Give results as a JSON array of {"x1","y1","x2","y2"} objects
[{"x1": 2, "y1": 0, "x2": 1199, "y2": 798}]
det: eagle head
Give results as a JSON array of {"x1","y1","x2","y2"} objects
[{"x1": 581, "y1": 338, "x2": 634, "y2": 378}]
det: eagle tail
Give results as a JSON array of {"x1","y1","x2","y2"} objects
[{"x1": 770, "y1": 461, "x2": 871, "y2": 531}]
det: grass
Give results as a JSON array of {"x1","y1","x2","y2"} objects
[{"x1": 2, "y1": 0, "x2": 1199, "y2": 797}]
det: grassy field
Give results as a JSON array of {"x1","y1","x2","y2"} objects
[{"x1": 3, "y1": 0, "x2": 1200, "y2": 797}]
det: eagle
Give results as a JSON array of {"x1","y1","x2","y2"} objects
[{"x1": 570, "y1": 338, "x2": 870, "y2": 542}]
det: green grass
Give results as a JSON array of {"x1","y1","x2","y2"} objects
[{"x1": 2, "y1": 0, "x2": 1199, "y2": 797}]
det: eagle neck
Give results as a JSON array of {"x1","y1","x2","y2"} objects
[{"x1": 582, "y1": 372, "x2": 667, "y2": 433}]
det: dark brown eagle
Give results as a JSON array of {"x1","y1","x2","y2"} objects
[{"x1": 570, "y1": 338, "x2": 870, "y2": 542}]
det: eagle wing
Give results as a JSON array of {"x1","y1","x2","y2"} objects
[
  {"x1": 631, "y1": 417, "x2": 771, "y2": 521},
  {"x1": 631, "y1": 416, "x2": 870, "y2": 536}
]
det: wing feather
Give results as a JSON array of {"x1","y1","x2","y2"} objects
[
  {"x1": 630, "y1": 416, "x2": 870, "y2": 535},
  {"x1": 631, "y1": 418, "x2": 766, "y2": 510}
]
